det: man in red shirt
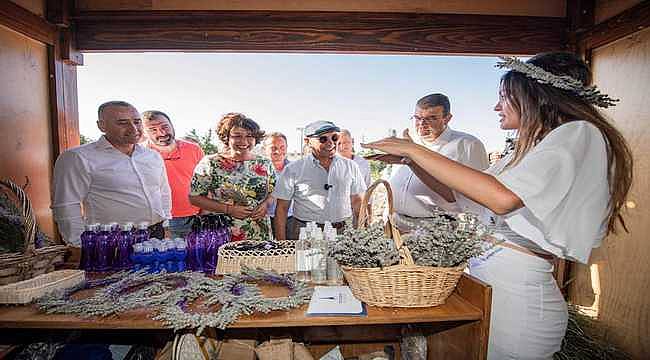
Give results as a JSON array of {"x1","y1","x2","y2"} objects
[{"x1": 142, "y1": 110, "x2": 204, "y2": 238}]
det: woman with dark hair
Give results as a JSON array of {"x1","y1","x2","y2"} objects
[
  {"x1": 364, "y1": 52, "x2": 633, "y2": 359},
  {"x1": 189, "y1": 113, "x2": 276, "y2": 241}
]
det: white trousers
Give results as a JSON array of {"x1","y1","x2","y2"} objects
[{"x1": 469, "y1": 247, "x2": 568, "y2": 360}]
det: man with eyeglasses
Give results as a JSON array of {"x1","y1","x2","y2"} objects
[
  {"x1": 381, "y1": 93, "x2": 488, "y2": 232},
  {"x1": 143, "y1": 110, "x2": 204, "y2": 238},
  {"x1": 273, "y1": 121, "x2": 367, "y2": 240}
]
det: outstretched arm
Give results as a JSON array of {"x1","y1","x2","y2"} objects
[{"x1": 363, "y1": 133, "x2": 522, "y2": 215}]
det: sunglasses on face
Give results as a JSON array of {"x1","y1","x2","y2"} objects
[{"x1": 312, "y1": 134, "x2": 339, "y2": 144}]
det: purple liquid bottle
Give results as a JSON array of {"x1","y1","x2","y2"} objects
[
  {"x1": 95, "y1": 224, "x2": 113, "y2": 272},
  {"x1": 134, "y1": 222, "x2": 150, "y2": 244},
  {"x1": 79, "y1": 224, "x2": 98, "y2": 271},
  {"x1": 115, "y1": 223, "x2": 135, "y2": 270},
  {"x1": 107, "y1": 223, "x2": 121, "y2": 270}
]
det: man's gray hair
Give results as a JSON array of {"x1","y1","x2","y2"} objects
[
  {"x1": 97, "y1": 101, "x2": 135, "y2": 119},
  {"x1": 339, "y1": 129, "x2": 353, "y2": 138},
  {"x1": 264, "y1": 132, "x2": 287, "y2": 144},
  {"x1": 142, "y1": 110, "x2": 172, "y2": 123}
]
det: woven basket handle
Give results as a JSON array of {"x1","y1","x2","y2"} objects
[
  {"x1": 357, "y1": 179, "x2": 414, "y2": 265},
  {"x1": 0, "y1": 179, "x2": 37, "y2": 255}
]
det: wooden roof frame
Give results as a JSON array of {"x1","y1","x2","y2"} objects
[
  {"x1": 1, "y1": 0, "x2": 649, "y2": 160},
  {"x1": 72, "y1": 10, "x2": 566, "y2": 55}
]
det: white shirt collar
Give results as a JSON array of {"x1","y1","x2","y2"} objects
[{"x1": 96, "y1": 135, "x2": 143, "y2": 155}]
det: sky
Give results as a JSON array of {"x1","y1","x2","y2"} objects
[{"x1": 77, "y1": 53, "x2": 513, "y2": 153}]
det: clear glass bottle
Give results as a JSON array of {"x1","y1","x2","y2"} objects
[
  {"x1": 295, "y1": 227, "x2": 311, "y2": 282},
  {"x1": 326, "y1": 227, "x2": 344, "y2": 285},
  {"x1": 311, "y1": 228, "x2": 327, "y2": 284}
]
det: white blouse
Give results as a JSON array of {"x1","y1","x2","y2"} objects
[{"x1": 468, "y1": 121, "x2": 610, "y2": 264}]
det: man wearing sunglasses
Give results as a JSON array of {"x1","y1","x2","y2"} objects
[
  {"x1": 273, "y1": 121, "x2": 367, "y2": 240},
  {"x1": 377, "y1": 93, "x2": 489, "y2": 232},
  {"x1": 143, "y1": 110, "x2": 204, "y2": 238}
]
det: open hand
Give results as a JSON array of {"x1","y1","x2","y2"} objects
[
  {"x1": 364, "y1": 153, "x2": 405, "y2": 164},
  {"x1": 361, "y1": 128, "x2": 416, "y2": 157}
]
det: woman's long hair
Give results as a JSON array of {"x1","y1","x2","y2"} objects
[{"x1": 501, "y1": 52, "x2": 633, "y2": 235}]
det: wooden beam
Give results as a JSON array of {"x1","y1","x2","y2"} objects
[
  {"x1": 47, "y1": 0, "x2": 72, "y2": 27},
  {"x1": 60, "y1": 27, "x2": 84, "y2": 65},
  {"x1": 576, "y1": 0, "x2": 650, "y2": 51},
  {"x1": 0, "y1": 0, "x2": 57, "y2": 45},
  {"x1": 73, "y1": 11, "x2": 566, "y2": 55},
  {"x1": 48, "y1": 43, "x2": 80, "y2": 159}
]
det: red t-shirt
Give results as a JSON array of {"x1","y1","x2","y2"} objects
[{"x1": 149, "y1": 139, "x2": 204, "y2": 217}]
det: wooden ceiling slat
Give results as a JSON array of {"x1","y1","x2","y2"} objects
[
  {"x1": 577, "y1": 1, "x2": 650, "y2": 51},
  {"x1": 74, "y1": 11, "x2": 566, "y2": 55},
  {"x1": 0, "y1": 1, "x2": 58, "y2": 45}
]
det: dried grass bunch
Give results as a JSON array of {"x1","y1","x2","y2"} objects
[
  {"x1": 328, "y1": 220, "x2": 400, "y2": 268},
  {"x1": 330, "y1": 209, "x2": 492, "y2": 269},
  {"x1": 402, "y1": 209, "x2": 492, "y2": 267}
]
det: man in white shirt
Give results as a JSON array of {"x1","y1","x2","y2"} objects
[
  {"x1": 262, "y1": 132, "x2": 294, "y2": 235},
  {"x1": 384, "y1": 93, "x2": 489, "y2": 231},
  {"x1": 337, "y1": 129, "x2": 372, "y2": 187},
  {"x1": 52, "y1": 101, "x2": 172, "y2": 246},
  {"x1": 273, "y1": 121, "x2": 367, "y2": 240}
]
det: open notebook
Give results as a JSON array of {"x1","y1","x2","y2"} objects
[{"x1": 306, "y1": 286, "x2": 366, "y2": 316}]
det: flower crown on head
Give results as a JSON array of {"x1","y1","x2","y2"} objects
[{"x1": 495, "y1": 56, "x2": 619, "y2": 108}]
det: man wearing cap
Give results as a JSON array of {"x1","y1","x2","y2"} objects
[{"x1": 272, "y1": 121, "x2": 367, "y2": 240}]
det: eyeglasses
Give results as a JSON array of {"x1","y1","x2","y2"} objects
[
  {"x1": 312, "y1": 134, "x2": 339, "y2": 144},
  {"x1": 410, "y1": 114, "x2": 446, "y2": 123}
]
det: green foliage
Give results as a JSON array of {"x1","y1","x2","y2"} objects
[
  {"x1": 79, "y1": 134, "x2": 93, "y2": 145},
  {"x1": 185, "y1": 129, "x2": 219, "y2": 155},
  {"x1": 358, "y1": 149, "x2": 388, "y2": 182}
]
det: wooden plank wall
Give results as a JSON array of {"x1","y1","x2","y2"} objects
[
  {"x1": 75, "y1": 0, "x2": 566, "y2": 17},
  {"x1": 568, "y1": 24, "x2": 650, "y2": 360},
  {"x1": 0, "y1": 22, "x2": 56, "y2": 239}
]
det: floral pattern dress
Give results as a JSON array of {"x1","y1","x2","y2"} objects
[{"x1": 190, "y1": 154, "x2": 276, "y2": 241}]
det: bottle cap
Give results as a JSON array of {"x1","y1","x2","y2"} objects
[
  {"x1": 142, "y1": 243, "x2": 153, "y2": 253},
  {"x1": 175, "y1": 239, "x2": 187, "y2": 249}
]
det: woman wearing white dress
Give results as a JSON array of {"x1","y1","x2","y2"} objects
[{"x1": 363, "y1": 52, "x2": 633, "y2": 359}]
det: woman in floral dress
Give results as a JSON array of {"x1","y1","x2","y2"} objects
[{"x1": 189, "y1": 113, "x2": 276, "y2": 241}]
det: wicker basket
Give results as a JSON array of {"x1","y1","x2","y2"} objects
[
  {"x1": 0, "y1": 269, "x2": 84, "y2": 304},
  {"x1": 341, "y1": 179, "x2": 465, "y2": 308},
  {"x1": 216, "y1": 240, "x2": 296, "y2": 275},
  {"x1": 0, "y1": 179, "x2": 68, "y2": 286}
]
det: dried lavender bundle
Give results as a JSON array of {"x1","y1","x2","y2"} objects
[
  {"x1": 329, "y1": 220, "x2": 400, "y2": 268},
  {"x1": 402, "y1": 210, "x2": 492, "y2": 267}
]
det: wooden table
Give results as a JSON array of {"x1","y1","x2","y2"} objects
[{"x1": 0, "y1": 274, "x2": 491, "y2": 359}]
